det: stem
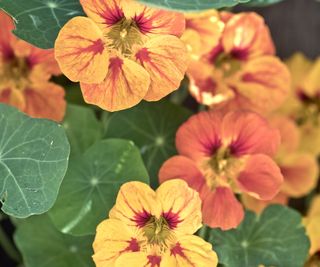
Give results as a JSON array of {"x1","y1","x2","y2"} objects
[{"x1": 0, "y1": 225, "x2": 22, "y2": 263}]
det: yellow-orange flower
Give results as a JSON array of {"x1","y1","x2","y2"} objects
[
  {"x1": 183, "y1": 11, "x2": 290, "y2": 114},
  {"x1": 55, "y1": 0, "x2": 188, "y2": 112},
  {"x1": 0, "y1": 11, "x2": 65, "y2": 121},
  {"x1": 93, "y1": 179, "x2": 218, "y2": 267}
]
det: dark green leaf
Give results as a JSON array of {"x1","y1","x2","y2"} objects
[
  {"x1": 138, "y1": 0, "x2": 250, "y2": 11},
  {"x1": 14, "y1": 215, "x2": 94, "y2": 267},
  {"x1": 209, "y1": 205, "x2": 310, "y2": 267},
  {"x1": 244, "y1": 0, "x2": 284, "y2": 6},
  {"x1": 0, "y1": 104, "x2": 70, "y2": 218},
  {"x1": 0, "y1": 0, "x2": 84, "y2": 49},
  {"x1": 49, "y1": 139, "x2": 149, "y2": 236},
  {"x1": 104, "y1": 100, "x2": 191, "y2": 188}
]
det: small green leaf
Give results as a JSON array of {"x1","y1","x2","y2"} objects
[
  {"x1": 209, "y1": 205, "x2": 310, "y2": 267},
  {"x1": 14, "y1": 215, "x2": 94, "y2": 267},
  {"x1": 138, "y1": 0, "x2": 250, "y2": 11},
  {"x1": 104, "y1": 100, "x2": 191, "y2": 188},
  {"x1": 62, "y1": 104, "x2": 102, "y2": 157},
  {"x1": 0, "y1": 0, "x2": 84, "y2": 49},
  {"x1": 49, "y1": 139, "x2": 149, "y2": 236},
  {"x1": 0, "y1": 104, "x2": 70, "y2": 218},
  {"x1": 245, "y1": 0, "x2": 284, "y2": 6}
]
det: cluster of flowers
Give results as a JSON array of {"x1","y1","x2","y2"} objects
[{"x1": 1, "y1": 0, "x2": 320, "y2": 266}]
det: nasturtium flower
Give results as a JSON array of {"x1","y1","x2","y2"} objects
[
  {"x1": 55, "y1": 0, "x2": 188, "y2": 112},
  {"x1": 93, "y1": 179, "x2": 218, "y2": 267},
  {"x1": 159, "y1": 111, "x2": 283, "y2": 230},
  {"x1": 0, "y1": 11, "x2": 65, "y2": 121},
  {"x1": 242, "y1": 116, "x2": 319, "y2": 213},
  {"x1": 183, "y1": 11, "x2": 290, "y2": 114},
  {"x1": 278, "y1": 52, "x2": 320, "y2": 156}
]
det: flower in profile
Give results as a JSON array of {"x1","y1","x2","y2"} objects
[
  {"x1": 55, "y1": 0, "x2": 188, "y2": 112},
  {"x1": 159, "y1": 111, "x2": 283, "y2": 230},
  {"x1": 242, "y1": 116, "x2": 319, "y2": 213},
  {"x1": 278, "y1": 52, "x2": 320, "y2": 156},
  {"x1": 183, "y1": 11, "x2": 290, "y2": 114},
  {"x1": 0, "y1": 11, "x2": 65, "y2": 121},
  {"x1": 93, "y1": 179, "x2": 218, "y2": 267}
]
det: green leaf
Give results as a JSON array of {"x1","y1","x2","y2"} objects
[
  {"x1": 138, "y1": 0, "x2": 250, "y2": 11},
  {"x1": 0, "y1": 104, "x2": 70, "y2": 218},
  {"x1": 244, "y1": 0, "x2": 284, "y2": 6},
  {"x1": 104, "y1": 100, "x2": 191, "y2": 188},
  {"x1": 0, "y1": 0, "x2": 84, "y2": 49},
  {"x1": 62, "y1": 104, "x2": 102, "y2": 157},
  {"x1": 49, "y1": 139, "x2": 149, "y2": 236},
  {"x1": 14, "y1": 215, "x2": 94, "y2": 267},
  {"x1": 209, "y1": 205, "x2": 310, "y2": 267}
]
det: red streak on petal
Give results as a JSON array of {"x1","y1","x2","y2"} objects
[
  {"x1": 241, "y1": 72, "x2": 273, "y2": 88},
  {"x1": 121, "y1": 238, "x2": 140, "y2": 252},
  {"x1": 171, "y1": 242, "x2": 185, "y2": 257},
  {"x1": 132, "y1": 209, "x2": 151, "y2": 228},
  {"x1": 147, "y1": 255, "x2": 161, "y2": 267},
  {"x1": 162, "y1": 210, "x2": 183, "y2": 230},
  {"x1": 136, "y1": 47, "x2": 150, "y2": 63}
]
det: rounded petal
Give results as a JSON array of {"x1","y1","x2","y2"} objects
[
  {"x1": 305, "y1": 213, "x2": 320, "y2": 255},
  {"x1": 135, "y1": 35, "x2": 188, "y2": 101},
  {"x1": 221, "y1": 111, "x2": 280, "y2": 157},
  {"x1": 81, "y1": 57, "x2": 150, "y2": 111},
  {"x1": 202, "y1": 186, "x2": 244, "y2": 230},
  {"x1": 115, "y1": 252, "x2": 161, "y2": 267},
  {"x1": 237, "y1": 154, "x2": 283, "y2": 200},
  {"x1": 55, "y1": 16, "x2": 109, "y2": 83},
  {"x1": 0, "y1": 88, "x2": 26, "y2": 111},
  {"x1": 156, "y1": 179, "x2": 202, "y2": 235},
  {"x1": 299, "y1": 122, "x2": 320, "y2": 156},
  {"x1": 300, "y1": 57, "x2": 320, "y2": 96},
  {"x1": 109, "y1": 181, "x2": 159, "y2": 228},
  {"x1": 93, "y1": 219, "x2": 145, "y2": 267},
  {"x1": 161, "y1": 235, "x2": 218, "y2": 267},
  {"x1": 176, "y1": 111, "x2": 223, "y2": 162},
  {"x1": 0, "y1": 11, "x2": 15, "y2": 59},
  {"x1": 309, "y1": 196, "x2": 320, "y2": 218}
]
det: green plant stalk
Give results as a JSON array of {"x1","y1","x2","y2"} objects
[{"x1": 0, "y1": 225, "x2": 22, "y2": 263}]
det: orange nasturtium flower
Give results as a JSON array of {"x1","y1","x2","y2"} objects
[
  {"x1": 55, "y1": 0, "x2": 188, "y2": 112},
  {"x1": 93, "y1": 180, "x2": 218, "y2": 267},
  {"x1": 183, "y1": 11, "x2": 290, "y2": 114},
  {"x1": 278, "y1": 52, "x2": 320, "y2": 156},
  {"x1": 242, "y1": 116, "x2": 319, "y2": 213},
  {"x1": 0, "y1": 11, "x2": 65, "y2": 121},
  {"x1": 159, "y1": 111, "x2": 283, "y2": 230}
]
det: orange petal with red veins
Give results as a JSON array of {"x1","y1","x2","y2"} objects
[
  {"x1": 237, "y1": 154, "x2": 283, "y2": 200},
  {"x1": 221, "y1": 111, "x2": 280, "y2": 157},
  {"x1": 136, "y1": 35, "x2": 188, "y2": 101},
  {"x1": 0, "y1": 11, "x2": 15, "y2": 59},
  {"x1": 55, "y1": 16, "x2": 109, "y2": 83},
  {"x1": 81, "y1": 57, "x2": 150, "y2": 111},
  {"x1": 0, "y1": 89, "x2": 26, "y2": 111},
  {"x1": 156, "y1": 179, "x2": 202, "y2": 235},
  {"x1": 222, "y1": 12, "x2": 275, "y2": 59},
  {"x1": 175, "y1": 111, "x2": 223, "y2": 163},
  {"x1": 162, "y1": 235, "x2": 218, "y2": 267},
  {"x1": 202, "y1": 186, "x2": 244, "y2": 230}
]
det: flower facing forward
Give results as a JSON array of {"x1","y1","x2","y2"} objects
[
  {"x1": 93, "y1": 179, "x2": 218, "y2": 267},
  {"x1": 55, "y1": 0, "x2": 188, "y2": 112},
  {"x1": 0, "y1": 11, "x2": 65, "y2": 121},
  {"x1": 159, "y1": 111, "x2": 283, "y2": 230},
  {"x1": 183, "y1": 11, "x2": 290, "y2": 114}
]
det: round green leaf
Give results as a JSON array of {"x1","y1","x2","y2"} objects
[
  {"x1": 0, "y1": 0, "x2": 84, "y2": 49},
  {"x1": 104, "y1": 100, "x2": 191, "y2": 188},
  {"x1": 14, "y1": 215, "x2": 94, "y2": 267},
  {"x1": 209, "y1": 205, "x2": 310, "y2": 267},
  {"x1": 0, "y1": 104, "x2": 70, "y2": 218},
  {"x1": 49, "y1": 139, "x2": 149, "y2": 236}
]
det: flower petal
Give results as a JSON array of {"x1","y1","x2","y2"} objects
[
  {"x1": 81, "y1": 57, "x2": 150, "y2": 111},
  {"x1": 221, "y1": 111, "x2": 280, "y2": 157},
  {"x1": 0, "y1": 11, "x2": 15, "y2": 59},
  {"x1": 135, "y1": 35, "x2": 188, "y2": 101},
  {"x1": 156, "y1": 179, "x2": 202, "y2": 235},
  {"x1": 202, "y1": 186, "x2": 244, "y2": 230},
  {"x1": 161, "y1": 235, "x2": 218, "y2": 267},
  {"x1": 115, "y1": 252, "x2": 161, "y2": 267},
  {"x1": 93, "y1": 219, "x2": 145, "y2": 267},
  {"x1": 175, "y1": 111, "x2": 223, "y2": 163},
  {"x1": 237, "y1": 154, "x2": 283, "y2": 200},
  {"x1": 109, "y1": 181, "x2": 159, "y2": 228},
  {"x1": 55, "y1": 16, "x2": 109, "y2": 83}
]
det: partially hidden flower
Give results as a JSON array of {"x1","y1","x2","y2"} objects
[
  {"x1": 0, "y1": 11, "x2": 65, "y2": 121},
  {"x1": 93, "y1": 179, "x2": 218, "y2": 267},
  {"x1": 183, "y1": 11, "x2": 290, "y2": 114},
  {"x1": 55, "y1": 0, "x2": 188, "y2": 112},
  {"x1": 242, "y1": 116, "x2": 319, "y2": 213},
  {"x1": 159, "y1": 110, "x2": 283, "y2": 230},
  {"x1": 277, "y1": 52, "x2": 320, "y2": 156}
]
